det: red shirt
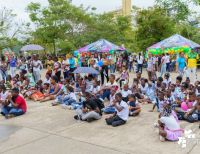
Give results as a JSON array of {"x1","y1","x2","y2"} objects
[{"x1": 14, "y1": 95, "x2": 27, "y2": 112}]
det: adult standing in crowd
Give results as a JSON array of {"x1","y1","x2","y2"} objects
[
  {"x1": 32, "y1": 55, "x2": 42, "y2": 82},
  {"x1": 9, "y1": 55, "x2": 17, "y2": 78},
  {"x1": 0, "y1": 56, "x2": 8, "y2": 81},
  {"x1": 147, "y1": 53, "x2": 155, "y2": 80},
  {"x1": 62, "y1": 56, "x2": 70, "y2": 79},
  {"x1": 53, "y1": 57, "x2": 61, "y2": 82},
  {"x1": 100, "y1": 54, "x2": 109, "y2": 85},
  {"x1": 110, "y1": 53, "x2": 117, "y2": 73},
  {"x1": 136, "y1": 52, "x2": 144, "y2": 74},
  {"x1": 176, "y1": 52, "x2": 186, "y2": 77},
  {"x1": 165, "y1": 53, "x2": 171, "y2": 72},
  {"x1": 186, "y1": 49, "x2": 199, "y2": 83},
  {"x1": 128, "y1": 54, "x2": 134, "y2": 72},
  {"x1": 160, "y1": 54, "x2": 167, "y2": 77},
  {"x1": 68, "y1": 55, "x2": 76, "y2": 80}
]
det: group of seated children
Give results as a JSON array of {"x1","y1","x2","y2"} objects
[{"x1": 1, "y1": 69, "x2": 199, "y2": 142}]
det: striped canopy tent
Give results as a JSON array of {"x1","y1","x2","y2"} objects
[
  {"x1": 77, "y1": 39, "x2": 125, "y2": 53},
  {"x1": 148, "y1": 34, "x2": 200, "y2": 50}
]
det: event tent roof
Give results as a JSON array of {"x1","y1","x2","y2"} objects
[
  {"x1": 148, "y1": 34, "x2": 200, "y2": 50},
  {"x1": 77, "y1": 39, "x2": 125, "y2": 52},
  {"x1": 20, "y1": 44, "x2": 44, "y2": 51}
]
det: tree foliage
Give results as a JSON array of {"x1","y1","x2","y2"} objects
[{"x1": 135, "y1": 7, "x2": 176, "y2": 51}]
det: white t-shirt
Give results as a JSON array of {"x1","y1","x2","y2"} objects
[
  {"x1": 69, "y1": 92, "x2": 77, "y2": 101},
  {"x1": 195, "y1": 89, "x2": 200, "y2": 96},
  {"x1": 117, "y1": 101, "x2": 129, "y2": 121},
  {"x1": 129, "y1": 56, "x2": 134, "y2": 62},
  {"x1": 33, "y1": 60, "x2": 42, "y2": 72},
  {"x1": 136, "y1": 55, "x2": 144, "y2": 64},
  {"x1": 0, "y1": 91, "x2": 9, "y2": 100},
  {"x1": 165, "y1": 55, "x2": 170, "y2": 63},
  {"x1": 163, "y1": 78, "x2": 171, "y2": 87},
  {"x1": 93, "y1": 86, "x2": 100, "y2": 94},
  {"x1": 121, "y1": 90, "x2": 132, "y2": 98},
  {"x1": 139, "y1": 84, "x2": 148, "y2": 94},
  {"x1": 147, "y1": 57, "x2": 155, "y2": 71},
  {"x1": 160, "y1": 115, "x2": 180, "y2": 130},
  {"x1": 44, "y1": 78, "x2": 50, "y2": 84},
  {"x1": 161, "y1": 56, "x2": 167, "y2": 65},
  {"x1": 106, "y1": 81, "x2": 118, "y2": 87}
]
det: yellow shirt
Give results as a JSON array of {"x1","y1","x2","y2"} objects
[{"x1": 186, "y1": 52, "x2": 199, "y2": 68}]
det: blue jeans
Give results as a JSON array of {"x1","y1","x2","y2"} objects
[
  {"x1": 102, "y1": 106, "x2": 116, "y2": 114},
  {"x1": 101, "y1": 90, "x2": 111, "y2": 100},
  {"x1": 137, "y1": 64, "x2": 143, "y2": 73},
  {"x1": 1, "y1": 106, "x2": 25, "y2": 116},
  {"x1": 128, "y1": 62, "x2": 133, "y2": 72},
  {"x1": 160, "y1": 64, "x2": 166, "y2": 77},
  {"x1": 71, "y1": 102, "x2": 83, "y2": 110},
  {"x1": 110, "y1": 64, "x2": 116, "y2": 73},
  {"x1": 63, "y1": 96, "x2": 77, "y2": 105}
]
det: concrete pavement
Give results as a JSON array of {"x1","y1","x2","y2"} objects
[{"x1": 0, "y1": 100, "x2": 199, "y2": 154}]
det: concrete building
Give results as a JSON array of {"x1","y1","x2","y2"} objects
[
  {"x1": 122, "y1": 0, "x2": 132, "y2": 16},
  {"x1": 110, "y1": 0, "x2": 132, "y2": 16}
]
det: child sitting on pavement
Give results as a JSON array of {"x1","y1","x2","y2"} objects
[
  {"x1": 128, "y1": 94, "x2": 141, "y2": 116},
  {"x1": 177, "y1": 95, "x2": 200, "y2": 123},
  {"x1": 102, "y1": 87, "x2": 116, "y2": 114},
  {"x1": 121, "y1": 84, "x2": 132, "y2": 102},
  {"x1": 1, "y1": 88, "x2": 27, "y2": 119},
  {"x1": 105, "y1": 93, "x2": 129, "y2": 127}
]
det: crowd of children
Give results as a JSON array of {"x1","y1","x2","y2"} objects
[{"x1": 0, "y1": 54, "x2": 200, "y2": 143}]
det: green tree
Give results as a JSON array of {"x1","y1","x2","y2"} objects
[
  {"x1": 156, "y1": 0, "x2": 191, "y2": 21},
  {"x1": 135, "y1": 7, "x2": 176, "y2": 51},
  {"x1": 27, "y1": 0, "x2": 92, "y2": 54}
]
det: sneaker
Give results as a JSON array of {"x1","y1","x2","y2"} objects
[
  {"x1": 52, "y1": 102, "x2": 59, "y2": 106},
  {"x1": 74, "y1": 115, "x2": 82, "y2": 120},
  {"x1": 154, "y1": 123, "x2": 159, "y2": 128},
  {"x1": 66, "y1": 105, "x2": 72, "y2": 110},
  {"x1": 61, "y1": 104, "x2": 68, "y2": 109},
  {"x1": 159, "y1": 135, "x2": 165, "y2": 142},
  {"x1": 74, "y1": 115, "x2": 79, "y2": 120},
  {"x1": 5, "y1": 114, "x2": 15, "y2": 119}
]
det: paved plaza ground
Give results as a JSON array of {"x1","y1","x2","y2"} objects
[{"x1": 0, "y1": 71, "x2": 199, "y2": 154}]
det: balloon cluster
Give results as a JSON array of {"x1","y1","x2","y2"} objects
[{"x1": 148, "y1": 46, "x2": 191, "y2": 55}]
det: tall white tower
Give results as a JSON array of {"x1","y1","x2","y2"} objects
[{"x1": 122, "y1": 0, "x2": 132, "y2": 16}]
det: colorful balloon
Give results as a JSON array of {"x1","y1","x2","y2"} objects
[
  {"x1": 74, "y1": 50, "x2": 79, "y2": 57},
  {"x1": 97, "y1": 60, "x2": 104, "y2": 67}
]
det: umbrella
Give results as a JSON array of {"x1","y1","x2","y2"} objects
[
  {"x1": 78, "y1": 39, "x2": 125, "y2": 52},
  {"x1": 148, "y1": 34, "x2": 200, "y2": 50},
  {"x1": 20, "y1": 44, "x2": 44, "y2": 51},
  {"x1": 73, "y1": 67, "x2": 99, "y2": 74}
]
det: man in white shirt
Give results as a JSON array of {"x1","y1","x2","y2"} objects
[
  {"x1": 165, "y1": 53, "x2": 170, "y2": 72},
  {"x1": 32, "y1": 55, "x2": 42, "y2": 82},
  {"x1": 136, "y1": 53, "x2": 144, "y2": 73},
  {"x1": 106, "y1": 92, "x2": 129, "y2": 127}
]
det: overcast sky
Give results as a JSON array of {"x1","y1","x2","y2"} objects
[{"x1": 0, "y1": 0, "x2": 155, "y2": 22}]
